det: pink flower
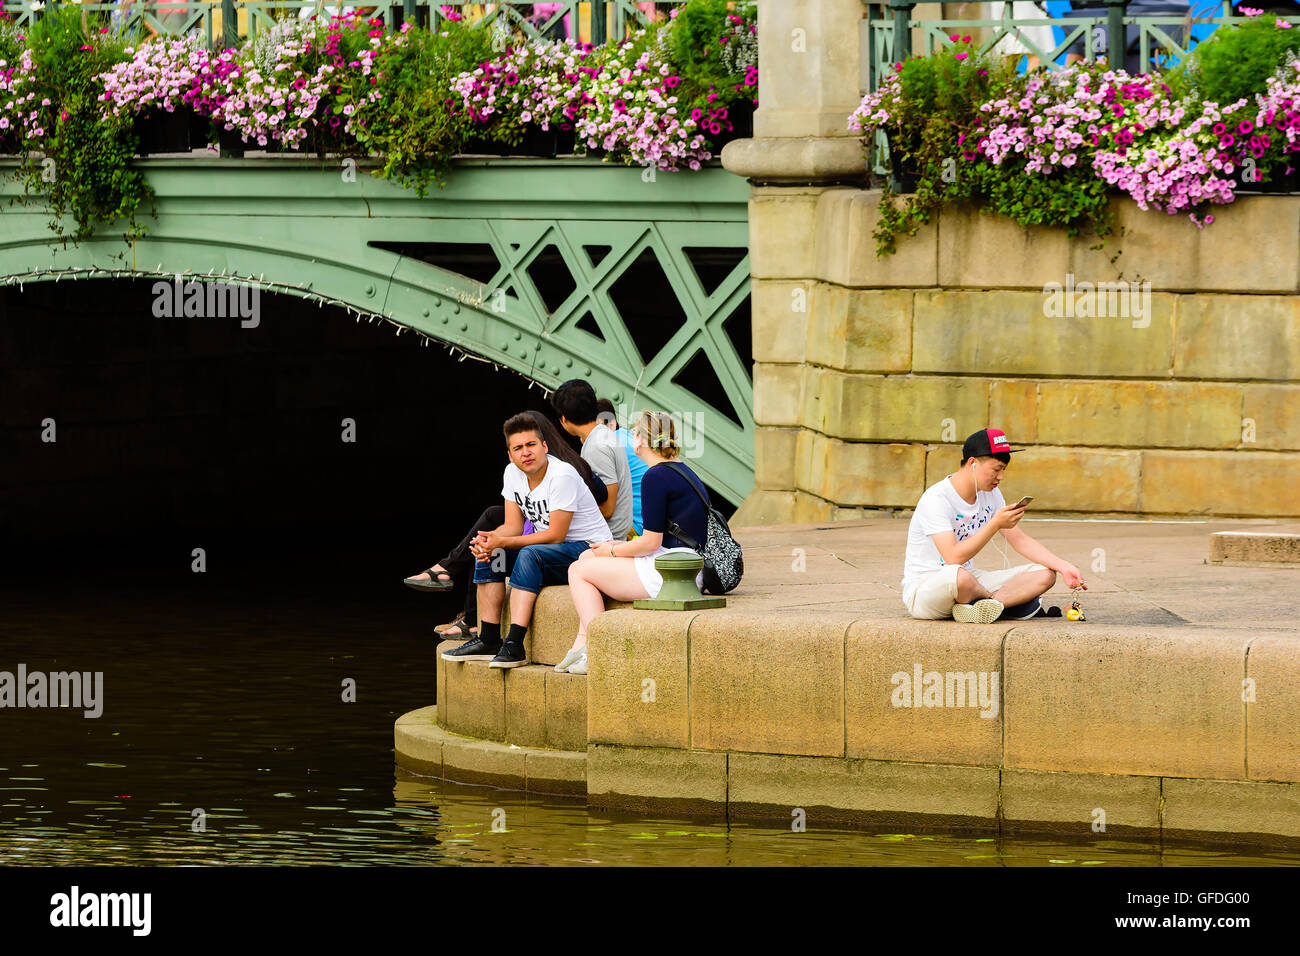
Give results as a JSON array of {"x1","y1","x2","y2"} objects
[
  {"x1": 1279, "y1": 19, "x2": 1293, "y2": 28},
  {"x1": 955, "y1": 52, "x2": 969, "y2": 60},
  {"x1": 1241, "y1": 6, "x2": 1263, "y2": 15},
  {"x1": 80, "y1": 45, "x2": 91, "y2": 51}
]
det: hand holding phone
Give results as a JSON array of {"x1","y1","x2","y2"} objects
[{"x1": 1011, "y1": 495, "x2": 1034, "y2": 510}]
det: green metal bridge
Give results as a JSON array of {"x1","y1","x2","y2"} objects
[{"x1": 0, "y1": 157, "x2": 756, "y2": 503}]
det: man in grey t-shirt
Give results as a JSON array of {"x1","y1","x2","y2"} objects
[{"x1": 553, "y1": 379, "x2": 634, "y2": 540}]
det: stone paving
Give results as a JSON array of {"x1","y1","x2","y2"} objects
[{"x1": 729, "y1": 516, "x2": 1300, "y2": 631}]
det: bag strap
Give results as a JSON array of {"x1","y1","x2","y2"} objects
[
  {"x1": 664, "y1": 461, "x2": 711, "y2": 511},
  {"x1": 665, "y1": 518, "x2": 702, "y2": 553}
]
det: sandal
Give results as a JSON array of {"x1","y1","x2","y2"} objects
[
  {"x1": 404, "y1": 567, "x2": 454, "y2": 592},
  {"x1": 435, "y1": 615, "x2": 478, "y2": 640}
]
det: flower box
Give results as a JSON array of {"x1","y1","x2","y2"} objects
[
  {"x1": 133, "y1": 107, "x2": 209, "y2": 155},
  {"x1": 1236, "y1": 165, "x2": 1300, "y2": 195},
  {"x1": 461, "y1": 127, "x2": 559, "y2": 157},
  {"x1": 217, "y1": 126, "x2": 245, "y2": 158}
]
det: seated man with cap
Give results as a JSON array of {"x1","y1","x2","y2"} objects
[{"x1": 901, "y1": 428, "x2": 1086, "y2": 623}]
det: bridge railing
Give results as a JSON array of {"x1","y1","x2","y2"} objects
[
  {"x1": 863, "y1": 1, "x2": 1250, "y2": 93},
  {"x1": 0, "y1": 1, "x2": 691, "y2": 46},
  {"x1": 861, "y1": 2, "x2": 1252, "y2": 175}
]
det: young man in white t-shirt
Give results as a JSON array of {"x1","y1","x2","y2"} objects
[
  {"x1": 902, "y1": 428, "x2": 1087, "y2": 623},
  {"x1": 441, "y1": 412, "x2": 612, "y2": 669}
]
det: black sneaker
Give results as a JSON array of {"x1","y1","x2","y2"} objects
[
  {"x1": 488, "y1": 641, "x2": 529, "y2": 669},
  {"x1": 440, "y1": 636, "x2": 501, "y2": 662},
  {"x1": 999, "y1": 597, "x2": 1043, "y2": 621}
]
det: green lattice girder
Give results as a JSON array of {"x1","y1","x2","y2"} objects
[{"x1": 0, "y1": 157, "x2": 755, "y2": 503}]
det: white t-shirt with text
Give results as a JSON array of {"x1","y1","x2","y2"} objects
[
  {"x1": 902, "y1": 478, "x2": 1007, "y2": 601},
  {"x1": 501, "y1": 455, "x2": 612, "y2": 545}
]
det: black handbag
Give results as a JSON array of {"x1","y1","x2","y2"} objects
[{"x1": 662, "y1": 462, "x2": 744, "y2": 595}]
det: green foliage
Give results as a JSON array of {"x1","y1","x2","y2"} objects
[
  {"x1": 352, "y1": 21, "x2": 498, "y2": 196},
  {"x1": 12, "y1": 6, "x2": 148, "y2": 243},
  {"x1": 945, "y1": 156, "x2": 1114, "y2": 239},
  {"x1": 656, "y1": 0, "x2": 757, "y2": 124},
  {"x1": 869, "y1": 40, "x2": 1018, "y2": 255},
  {"x1": 1168, "y1": 14, "x2": 1300, "y2": 105}
]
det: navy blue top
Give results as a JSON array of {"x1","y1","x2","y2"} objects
[{"x1": 641, "y1": 462, "x2": 709, "y2": 551}]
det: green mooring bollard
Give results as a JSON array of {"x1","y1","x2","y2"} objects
[{"x1": 634, "y1": 552, "x2": 726, "y2": 611}]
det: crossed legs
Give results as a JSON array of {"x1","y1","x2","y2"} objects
[{"x1": 956, "y1": 566, "x2": 1056, "y2": 608}]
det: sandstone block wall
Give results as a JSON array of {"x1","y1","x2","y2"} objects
[{"x1": 737, "y1": 190, "x2": 1300, "y2": 524}]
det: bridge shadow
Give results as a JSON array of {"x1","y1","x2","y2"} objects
[{"x1": 1, "y1": 279, "x2": 565, "y2": 599}]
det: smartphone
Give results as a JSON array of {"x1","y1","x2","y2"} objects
[{"x1": 1011, "y1": 495, "x2": 1034, "y2": 509}]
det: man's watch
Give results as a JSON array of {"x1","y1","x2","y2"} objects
[{"x1": 609, "y1": 544, "x2": 616, "y2": 557}]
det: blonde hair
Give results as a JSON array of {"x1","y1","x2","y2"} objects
[{"x1": 633, "y1": 411, "x2": 681, "y2": 459}]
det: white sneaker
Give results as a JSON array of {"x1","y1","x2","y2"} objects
[
  {"x1": 566, "y1": 653, "x2": 588, "y2": 675},
  {"x1": 555, "y1": 648, "x2": 584, "y2": 673},
  {"x1": 952, "y1": 598, "x2": 1004, "y2": 624}
]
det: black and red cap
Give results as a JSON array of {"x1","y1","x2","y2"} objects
[{"x1": 962, "y1": 428, "x2": 1025, "y2": 461}]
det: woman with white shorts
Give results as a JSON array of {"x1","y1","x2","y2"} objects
[{"x1": 558, "y1": 411, "x2": 710, "y2": 675}]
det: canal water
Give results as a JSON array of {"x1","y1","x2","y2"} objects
[{"x1": 2, "y1": 567, "x2": 1297, "y2": 867}]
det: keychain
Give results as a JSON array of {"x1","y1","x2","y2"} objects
[{"x1": 1065, "y1": 587, "x2": 1086, "y2": 621}]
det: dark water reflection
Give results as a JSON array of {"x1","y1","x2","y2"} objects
[{"x1": 2, "y1": 575, "x2": 1298, "y2": 867}]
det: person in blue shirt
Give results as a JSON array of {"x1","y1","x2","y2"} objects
[
  {"x1": 558, "y1": 410, "x2": 710, "y2": 675},
  {"x1": 596, "y1": 398, "x2": 646, "y2": 535}
]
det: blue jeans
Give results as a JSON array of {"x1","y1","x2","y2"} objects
[{"x1": 472, "y1": 541, "x2": 590, "y2": 594}]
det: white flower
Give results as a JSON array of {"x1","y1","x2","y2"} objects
[{"x1": 29, "y1": 1, "x2": 44, "y2": 10}]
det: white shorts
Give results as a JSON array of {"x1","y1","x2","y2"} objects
[
  {"x1": 902, "y1": 563, "x2": 1048, "y2": 620},
  {"x1": 634, "y1": 546, "x2": 705, "y2": 600}
]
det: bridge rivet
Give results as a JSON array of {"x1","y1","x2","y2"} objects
[
  {"x1": 432, "y1": 299, "x2": 442, "y2": 308},
  {"x1": 615, "y1": 393, "x2": 623, "y2": 402},
  {"x1": 460, "y1": 322, "x2": 468, "y2": 332},
  {"x1": 442, "y1": 316, "x2": 449, "y2": 324},
  {"x1": 451, "y1": 303, "x2": 461, "y2": 315},
  {"x1": 565, "y1": 358, "x2": 573, "y2": 367},
  {"x1": 534, "y1": 342, "x2": 542, "y2": 351},
  {"x1": 513, "y1": 331, "x2": 522, "y2": 340},
  {"x1": 422, "y1": 308, "x2": 430, "y2": 318},
  {"x1": 584, "y1": 367, "x2": 592, "y2": 376},
  {"x1": 364, "y1": 284, "x2": 375, "y2": 297}
]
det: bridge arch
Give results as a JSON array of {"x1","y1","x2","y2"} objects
[{"x1": 0, "y1": 157, "x2": 754, "y2": 502}]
